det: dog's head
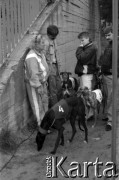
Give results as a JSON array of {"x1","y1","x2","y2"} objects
[
  {"x1": 60, "y1": 72, "x2": 74, "y2": 98},
  {"x1": 77, "y1": 86, "x2": 89, "y2": 97},
  {"x1": 82, "y1": 87, "x2": 97, "y2": 107},
  {"x1": 77, "y1": 87, "x2": 95, "y2": 107},
  {"x1": 36, "y1": 131, "x2": 46, "y2": 151},
  {"x1": 60, "y1": 72, "x2": 71, "y2": 82}
]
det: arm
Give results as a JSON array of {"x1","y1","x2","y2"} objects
[
  {"x1": 25, "y1": 57, "x2": 42, "y2": 88},
  {"x1": 79, "y1": 46, "x2": 97, "y2": 64},
  {"x1": 99, "y1": 48, "x2": 112, "y2": 66},
  {"x1": 76, "y1": 47, "x2": 83, "y2": 60}
]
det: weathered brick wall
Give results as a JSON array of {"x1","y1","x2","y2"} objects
[{"x1": 0, "y1": 0, "x2": 101, "y2": 148}]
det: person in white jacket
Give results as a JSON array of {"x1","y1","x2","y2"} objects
[{"x1": 24, "y1": 34, "x2": 50, "y2": 127}]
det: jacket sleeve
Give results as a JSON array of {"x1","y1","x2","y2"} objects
[
  {"x1": 75, "y1": 47, "x2": 84, "y2": 76},
  {"x1": 99, "y1": 48, "x2": 112, "y2": 67},
  {"x1": 75, "y1": 60, "x2": 84, "y2": 76},
  {"x1": 25, "y1": 57, "x2": 42, "y2": 88},
  {"x1": 76, "y1": 47, "x2": 83, "y2": 60},
  {"x1": 79, "y1": 46, "x2": 97, "y2": 64}
]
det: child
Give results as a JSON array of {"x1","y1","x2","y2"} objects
[
  {"x1": 46, "y1": 25, "x2": 62, "y2": 108},
  {"x1": 75, "y1": 31, "x2": 97, "y2": 90}
]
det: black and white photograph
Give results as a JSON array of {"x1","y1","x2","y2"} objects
[{"x1": 0, "y1": 0, "x2": 119, "y2": 179}]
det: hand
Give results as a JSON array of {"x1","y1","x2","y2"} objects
[
  {"x1": 37, "y1": 86, "x2": 43, "y2": 94},
  {"x1": 83, "y1": 65, "x2": 88, "y2": 74},
  {"x1": 79, "y1": 44, "x2": 83, "y2": 47}
]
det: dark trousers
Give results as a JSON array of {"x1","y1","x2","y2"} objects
[{"x1": 48, "y1": 74, "x2": 62, "y2": 108}]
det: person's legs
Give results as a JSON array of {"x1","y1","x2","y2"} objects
[
  {"x1": 26, "y1": 83, "x2": 41, "y2": 126},
  {"x1": 103, "y1": 75, "x2": 112, "y2": 130},
  {"x1": 41, "y1": 83, "x2": 49, "y2": 114},
  {"x1": 48, "y1": 75, "x2": 58, "y2": 107},
  {"x1": 56, "y1": 74, "x2": 62, "y2": 101}
]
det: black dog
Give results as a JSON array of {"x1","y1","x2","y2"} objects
[
  {"x1": 60, "y1": 72, "x2": 79, "y2": 98},
  {"x1": 36, "y1": 95, "x2": 88, "y2": 154}
]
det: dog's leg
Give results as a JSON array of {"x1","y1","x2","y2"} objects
[
  {"x1": 69, "y1": 117, "x2": 77, "y2": 142},
  {"x1": 92, "y1": 108, "x2": 97, "y2": 128},
  {"x1": 92, "y1": 102, "x2": 100, "y2": 128},
  {"x1": 92, "y1": 102, "x2": 99, "y2": 128},
  {"x1": 80, "y1": 116, "x2": 88, "y2": 143},
  {"x1": 60, "y1": 133, "x2": 64, "y2": 146},
  {"x1": 77, "y1": 116, "x2": 84, "y2": 131},
  {"x1": 50, "y1": 126, "x2": 64, "y2": 154}
]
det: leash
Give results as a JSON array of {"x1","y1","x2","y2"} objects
[
  {"x1": 50, "y1": 118, "x2": 56, "y2": 128},
  {"x1": 0, "y1": 130, "x2": 35, "y2": 173}
]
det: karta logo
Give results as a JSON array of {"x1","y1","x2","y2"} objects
[{"x1": 46, "y1": 156, "x2": 118, "y2": 178}]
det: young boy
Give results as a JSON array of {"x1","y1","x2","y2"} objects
[
  {"x1": 46, "y1": 25, "x2": 62, "y2": 108},
  {"x1": 75, "y1": 31, "x2": 97, "y2": 90}
]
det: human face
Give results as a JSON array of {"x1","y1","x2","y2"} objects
[
  {"x1": 105, "y1": 32, "x2": 113, "y2": 42},
  {"x1": 48, "y1": 34, "x2": 57, "y2": 40},
  {"x1": 80, "y1": 37, "x2": 90, "y2": 47},
  {"x1": 37, "y1": 37, "x2": 49, "y2": 54}
]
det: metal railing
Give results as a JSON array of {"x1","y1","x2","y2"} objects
[{"x1": 0, "y1": 0, "x2": 47, "y2": 65}]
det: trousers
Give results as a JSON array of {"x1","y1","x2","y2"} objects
[
  {"x1": 103, "y1": 75, "x2": 119, "y2": 125},
  {"x1": 48, "y1": 64, "x2": 62, "y2": 107},
  {"x1": 26, "y1": 82, "x2": 48, "y2": 126}
]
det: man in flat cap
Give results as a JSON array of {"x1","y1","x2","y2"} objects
[{"x1": 99, "y1": 26, "x2": 119, "y2": 131}]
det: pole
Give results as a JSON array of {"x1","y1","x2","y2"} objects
[
  {"x1": 111, "y1": 0, "x2": 118, "y2": 180},
  {"x1": 0, "y1": 0, "x2": 3, "y2": 65}
]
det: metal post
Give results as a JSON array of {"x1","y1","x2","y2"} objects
[
  {"x1": 111, "y1": 0, "x2": 118, "y2": 180},
  {"x1": 0, "y1": 0, "x2": 2, "y2": 65}
]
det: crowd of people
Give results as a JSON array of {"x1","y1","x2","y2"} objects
[{"x1": 24, "y1": 24, "x2": 119, "y2": 134}]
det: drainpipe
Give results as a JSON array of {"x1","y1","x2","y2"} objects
[
  {"x1": 111, "y1": 0, "x2": 118, "y2": 180},
  {"x1": 0, "y1": 0, "x2": 2, "y2": 65}
]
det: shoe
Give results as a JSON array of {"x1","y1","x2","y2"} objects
[
  {"x1": 105, "y1": 124, "x2": 112, "y2": 131},
  {"x1": 102, "y1": 118, "x2": 108, "y2": 122}
]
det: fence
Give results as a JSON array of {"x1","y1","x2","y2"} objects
[{"x1": 0, "y1": 0, "x2": 47, "y2": 65}]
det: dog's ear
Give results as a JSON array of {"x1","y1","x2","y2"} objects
[
  {"x1": 60, "y1": 72, "x2": 64, "y2": 76},
  {"x1": 83, "y1": 86, "x2": 89, "y2": 91},
  {"x1": 77, "y1": 87, "x2": 83, "y2": 97},
  {"x1": 67, "y1": 72, "x2": 72, "y2": 75}
]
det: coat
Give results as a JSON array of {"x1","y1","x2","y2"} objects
[{"x1": 75, "y1": 42, "x2": 97, "y2": 76}]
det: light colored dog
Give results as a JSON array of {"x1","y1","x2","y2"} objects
[{"x1": 78, "y1": 87, "x2": 103, "y2": 127}]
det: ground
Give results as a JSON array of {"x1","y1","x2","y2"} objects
[{"x1": 0, "y1": 114, "x2": 112, "y2": 180}]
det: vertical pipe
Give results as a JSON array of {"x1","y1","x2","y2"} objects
[
  {"x1": 111, "y1": 0, "x2": 118, "y2": 180},
  {"x1": 0, "y1": 0, "x2": 2, "y2": 64}
]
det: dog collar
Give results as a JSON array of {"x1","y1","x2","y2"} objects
[{"x1": 39, "y1": 127, "x2": 47, "y2": 135}]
